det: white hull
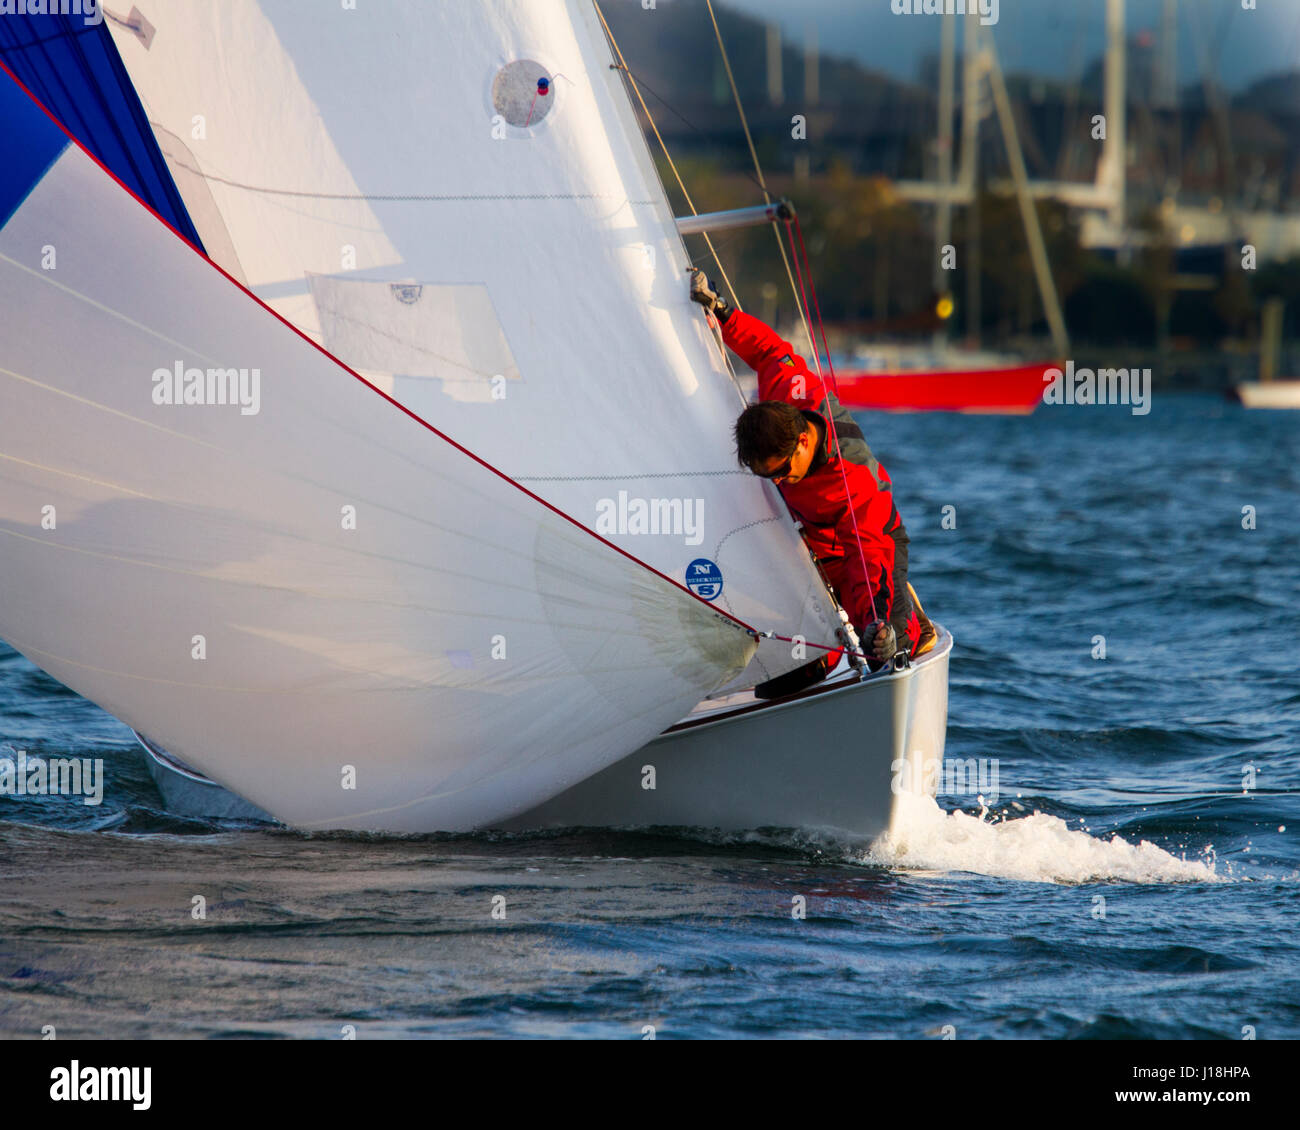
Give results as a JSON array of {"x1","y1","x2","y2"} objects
[
  {"x1": 141, "y1": 628, "x2": 952, "y2": 839},
  {"x1": 1234, "y1": 381, "x2": 1300, "y2": 408}
]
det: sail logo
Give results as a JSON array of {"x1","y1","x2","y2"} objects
[
  {"x1": 890, "y1": 0, "x2": 998, "y2": 27},
  {"x1": 0, "y1": 0, "x2": 103, "y2": 26},
  {"x1": 594, "y1": 491, "x2": 704, "y2": 547},
  {"x1": 152, "y1": 361, "x2": 261, "y2": 415},
  {"x1": 1042, "y1": 361, "x2": 1151, "y2": 416},
  {"x1": 684, "y1": 558, "x2": 724, "y2": 601}
]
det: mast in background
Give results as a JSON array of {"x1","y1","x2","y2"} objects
[
  {"x1": 1155, "y1": 0, "x2": 1178, "y2": 110},
  {"x1": 1101, "y1": 0, "x2": 1127, "y2": 244},
  {"x1": 766, "y1": 23, "x2": 783, "y2": 106},
  {"x1": 981, "y1": 19, "x2": 1070, "y2": 355},
  {"x1": 932, "y1": 8, "x2": 955, "y2": 348},
  {"x1": 804, "y1": 22, "x2": 819, "y2": 107},
  {"x1": 901, "y1": 10, "x2": 1069, "y2": 355},
  {"x1": 961, "y1": 11, "x2": 983, "y2": 347}
]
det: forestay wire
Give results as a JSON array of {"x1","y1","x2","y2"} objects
[
  {"x1": 594, "y1": 0, "x2": 880, "y2": 663},
  {"x1": 704, "y1": 0, "x2": 879, "y2": 642},
  {"x1": 593, "y1": 0, "x2": 742, "y2": 314}
]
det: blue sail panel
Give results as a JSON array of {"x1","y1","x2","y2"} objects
[
  {"x1": 0, "y1": 63, "x2": 68, "y2": 230},
  {"x1": 0, "y1": 11, "x2": 204, "y2": 249}
]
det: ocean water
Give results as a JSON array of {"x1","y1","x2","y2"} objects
[{"x1": 1, "y1": 394, "x2": 1297, "y2": 1039}]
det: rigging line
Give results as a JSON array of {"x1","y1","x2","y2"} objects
[
  {"x1": 785, "y1": 218, "x2": 878, "y2": 634},
  {"x1": 602, "y1": 20, "x2": 807, "y2": 383},
  {"x1": 703, "y1": 0, "x2": 858, "y2": 643},
  {"x1": 702, "y1": 0, "x2": 820, "y2": 371},
  {"x1": 704, "y1": 0, "x2": 767, "y2": 197},
  {"x1": 592, "y1": 0, "x2": 742, "y2": 313},
  {"x1": 564, "y1": 18, "x2": 851, "y2": 656},
  {"x1": 793, "y1": 214, "x2": 843, "y2": 399},
  {"x1": 616, "y1": 62, "x2": 768, "y2": 198},
  {"x1": 0, "y1": 61, "x2": 765, "y2": 644},
  {"x1": 766, "y1": 631, "x2": 871, "y2": 664},
  {"x1": 775, "y1": 217, "x2": 818, "y2": 382}
]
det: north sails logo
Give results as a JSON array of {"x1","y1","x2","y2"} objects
[
  {"x1": 50, "y1": 1061, "x2": 151, "y2": 1110},
  {"x1": 684, "y1": 558, "x2": 723, "y2": 600},
  {"x1": 390, "y1": 283, "x2": 423, "y2": 305}
]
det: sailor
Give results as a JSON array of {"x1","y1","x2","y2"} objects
[{"x1": 690, "y1": 268, "x2": 926, "y2": 687}]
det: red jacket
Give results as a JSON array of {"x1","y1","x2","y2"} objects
[{"x1": 722, "y1": 310, "x2": 914, "y2": 645}]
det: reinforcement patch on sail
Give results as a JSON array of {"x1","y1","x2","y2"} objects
[{"x1": 307, "y1": 275, "x2": 521, "y2": 398}]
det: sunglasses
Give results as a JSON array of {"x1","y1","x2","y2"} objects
[{"x1": 753, "y1": 444, "x2": 799, "y2": 481}]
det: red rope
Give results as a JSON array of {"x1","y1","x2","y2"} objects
[
  {"x1": 769, "y1": 632, "x2": 871, "y2": 664},
  {"x1": 784, "y1": 217, "x2": 879, "y2": 639},
  {"x1": 793, "y1": 215, "x2": 843, "y2": 398}
]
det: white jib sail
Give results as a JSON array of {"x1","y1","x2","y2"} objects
[{"x1": 105, "y1": 0, "x2": 844, "y2": 691}]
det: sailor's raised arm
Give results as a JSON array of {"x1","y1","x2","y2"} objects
[{"x1": 689, "y1": 268, "x2": 806, "y2": 401}]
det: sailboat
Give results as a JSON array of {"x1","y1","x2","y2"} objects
[
  {"x1": 870, "y1": 6, "x2": 1074, "y2": 416},
  {"x1": 0, "y1": 1, "x2": 950, "y2": 837},
  {"x1": 834, "y1": 349, "x2": 1053, "y2": 415},
  {"x1": 1233, "y1": 297, "x2": 1300, "y2": 408}
]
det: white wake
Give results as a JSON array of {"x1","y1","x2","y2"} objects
[{"x1": 863, "y1": 794, "x2": 1223, "y2": 884}]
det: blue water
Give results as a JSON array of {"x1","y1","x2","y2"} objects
[{"x1": 2, "y1": 394, "x2": 1297, "y2": 1039}]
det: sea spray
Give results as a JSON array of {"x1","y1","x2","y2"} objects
[{"x1": 866, "y1": 793, "x2": 1222, "y2": 884}]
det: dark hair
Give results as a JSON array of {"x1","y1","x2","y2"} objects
[{"x1": 734, "y1": 401, "x2": 806, "y2": 470}]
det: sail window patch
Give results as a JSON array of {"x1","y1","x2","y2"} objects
[
  {"x1": 492, "y1": 60, "x2": 555, "y2": 128},
  {"x1": 307, "y1": 275, "x2": 520, "y2": 400}
]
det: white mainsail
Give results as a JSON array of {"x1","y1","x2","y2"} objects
[{"x1": 104, "y1": 0, "x2": 844, "y2": 690}]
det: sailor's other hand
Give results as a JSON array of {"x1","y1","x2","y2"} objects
[
  {"x1": 688, "y1": 268, "x2": 730, "y2": 321},
  {"x1": 869, "y1": 621, "x2": 898, "y2": 662}
]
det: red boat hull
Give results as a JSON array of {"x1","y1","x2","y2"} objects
[{"x1": 834, "y1": 362, "x2": 1056, "y2": 414}]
